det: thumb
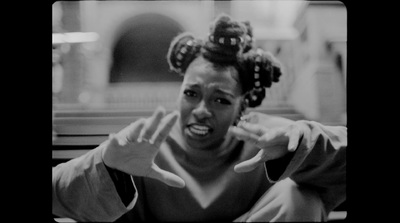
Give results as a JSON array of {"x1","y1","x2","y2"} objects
[
  {"x1": 234, "y1": 150, "x2": 263, "y2": 173},
  {"x1": 148, "y1": 164, "x2": 186, "y2": 188}
]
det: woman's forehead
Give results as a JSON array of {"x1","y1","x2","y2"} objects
[{"x1": 183, "y1": 57, "x2": 241, "y2": 94}]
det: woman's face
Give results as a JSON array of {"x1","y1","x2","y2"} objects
[{"x1": 177, "y1": 56, "x2": 243, "y2": 151}]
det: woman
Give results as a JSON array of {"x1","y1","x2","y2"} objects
[{"x1": 53, "y1": 15, "x2": 346, "y2": 222}]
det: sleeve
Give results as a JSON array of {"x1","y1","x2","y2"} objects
[
  {"x1": 264, "y1": 120, "x2": 347, "y2": 213},
  {"x1": 52, "y1": 143, "x2": 138, "y2": 222},
  {"x1": 104, "y1": 164, "x2": 136, "y2": 207}
]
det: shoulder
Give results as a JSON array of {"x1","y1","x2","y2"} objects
[{"x1": 245, "y1": 111, "x2": 295, "y2": 129}]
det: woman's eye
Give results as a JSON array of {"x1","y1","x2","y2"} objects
[
  {"x1": 215, "y1": 98, "x2": 232, "y2": 105},
  {"x1": 183, "y1": 90, "x2": 197, "y2": 97}
]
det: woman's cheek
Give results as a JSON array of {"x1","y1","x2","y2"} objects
[
  {"x1": 178, "y1": 99, "x2": 192, "y2": 123},
  {"x1": 214, "y1": 109, "x2": 236, "y2": 131}
]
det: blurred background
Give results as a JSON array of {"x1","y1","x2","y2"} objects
[
  {"x1": 52, "y1": 0, "x2": 347, "y2": 155},
  {"x1": 52, "y1": 0, "x2": 347, "y2": 157},
  {"x1": 52, "y1": 1, "x2": 347, "y2": 221},
  {"x1": 52, "y1": 0, "x2": 346, "y2": 121}
]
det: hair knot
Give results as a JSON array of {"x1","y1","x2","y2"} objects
[{"x1": 167, "y1": 33, "x2": 202, "y2": 74}]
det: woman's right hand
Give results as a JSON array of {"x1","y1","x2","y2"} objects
[{"x1": 101, "y1": 107, "x2": 185, "y2": 188}]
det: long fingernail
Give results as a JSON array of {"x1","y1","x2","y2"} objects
[{"x1": 288, "y1": 142, "x2": 296, "y2": 151}]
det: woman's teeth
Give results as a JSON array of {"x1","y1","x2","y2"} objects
[{"x1": 189, "y1": 124, "x2": 211, "y2": 136}]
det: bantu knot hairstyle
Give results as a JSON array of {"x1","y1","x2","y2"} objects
[
  {"x1": 242, "y1": 49, "x2": 283, "y2": 107},
  {"x1": 241, "y1": 20, "x2": 254, "y2": 53},
  {"x1": 167, "y1": 33, "x2": 202, "y2": 74},
  {"x1": 167, "y1": 14, "x2": 283, "y2": 108},
  {"x1": 202, "y1": 14, "x2": 248, "y2": 64}
]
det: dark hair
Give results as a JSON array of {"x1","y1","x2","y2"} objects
[{"x1": 167, "y1": 14, "x2": 282, "y2": 107}]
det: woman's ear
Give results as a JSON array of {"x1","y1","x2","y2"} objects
[
  {"x1": 240, "y1": 97, "x2": 248, "y2": 114},
  {"x1": 234, "y1": 97, "x2": 249, "y2": 126}
]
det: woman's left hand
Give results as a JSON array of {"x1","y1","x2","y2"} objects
[{"x1": 228, "y1": 120, "x2": 303, "y2": 173}]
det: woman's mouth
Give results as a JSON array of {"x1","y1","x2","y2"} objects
[{"x1": 187, "y1": 124, "x2": 213, "y2": 137}]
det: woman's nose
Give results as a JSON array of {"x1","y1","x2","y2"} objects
[{"x1": 192, "y1": 100, "x2": 212, "y2": 120}]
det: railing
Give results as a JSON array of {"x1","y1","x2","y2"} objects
[{"x1": 52, "y1": 106, "x2": 305, "y2": 159}]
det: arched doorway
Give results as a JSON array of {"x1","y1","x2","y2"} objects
[{"x1": 109, "y1": 13, "x2": 184, "y2": 83}]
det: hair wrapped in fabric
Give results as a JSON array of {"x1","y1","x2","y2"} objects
[{"x1": 167, "y1": 33, "x2": 202, "y2": 74}]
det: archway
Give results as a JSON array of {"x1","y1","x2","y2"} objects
[{"x1": 109, "y1": 13, "x2": 184, "y2": 83}]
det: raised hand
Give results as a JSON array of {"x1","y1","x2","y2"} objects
[
  {"x1": 101, "y1": 107, "x2": 185, "y2": 188},
  {"x1": 228, "y1": 120, "x2": 303, "y2": 173}
]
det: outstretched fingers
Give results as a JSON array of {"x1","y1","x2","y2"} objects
[
  {"x1": 152, "y1": 111, "x2": 179, "y2": 148},
  {"x1": 139, "y1": 107, "x2": 166, "y2": 143},
  {"x1": 229, "y1": 126, "x2": 259, "y2": 145},
  {"x1": 124, "y1": 118, "x2": 146, "y2": 145},
  {"x1": 287, "y1": 125, "x2": 303, "y2": 152},
  {"x1": 237, "y1": 121, "x2": 267, "y2": 137}
]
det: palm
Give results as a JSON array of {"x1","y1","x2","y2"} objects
[
  {"x1": 102, "y1": 107, "x2": 185, "y2": 188},
  {"x1": 107, "y1": 139, "x2": 159, "y2": 177},
  {"x1": 229, "y1": 121, "x2": 303, "y2": 173},
  {"x1": 256, "y1": 134, "x2": 292, "y2": 161}
]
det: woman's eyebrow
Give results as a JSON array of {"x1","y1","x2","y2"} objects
[
  {"x1": 184, "y1": 82, "x2": 236, "y2": 97},
  {"x1": 215, "y1": 89, "x2": 235, "y2": 98},
  {"x1": 206, "y1": 83, "x2": 235, "y2": 97},
  {"x1": 184, "y1": 82, "x2": 200, "y2": 88}
]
